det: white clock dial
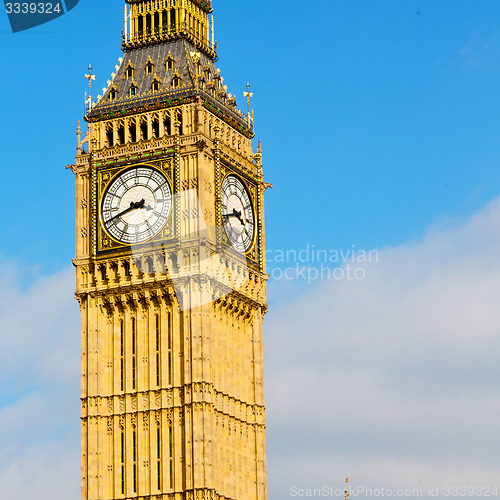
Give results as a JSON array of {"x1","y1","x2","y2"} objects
[
  {"x1": 221, "y1": 175, "x2": 255, "y2": 252},
  {"x1": 101, "y1": 166, "x2": 172, "y2": 244}
]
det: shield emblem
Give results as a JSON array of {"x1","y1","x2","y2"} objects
[{"x1": 5, "y1": 0, "x2": 80, "y2": 33}]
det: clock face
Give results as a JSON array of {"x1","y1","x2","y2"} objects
[
  {"x1": 101, "y1": 166, "x2": 172, "y2": 244},
  {"x1": 221, "y1": 175, "x2": 255, "y2": 252}
]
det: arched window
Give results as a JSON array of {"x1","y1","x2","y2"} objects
[
  {"x1": 177, "y1": 111, "x2": 183, "y2": 135},
  {"x1": 151, "y1": 73, "x2": 160, "y2": 92},
  {"x1": 138, "y1": 16, "x2": 144, "y2": 38},
  {"x1": 152, "y1": 118, "x2": 160, "y2": 137},
  {"x1": 164, "y1": 114, "x2": 171, "y2": 136},
  {"x1": 126, "y1": 63, "x2": 134, "y2": 79},
  {"x1": 140, "y1": 120, "x2": 148, "y2": 140},
  {"x1": 117, "y1": 124, "x2": 125, "y2": 144},
  {"x1": 154, "y1": 12, "x2": 160, "y2": 35},
  {"x1": 162, "y1": 9, "x2": 168, "y2": 32},
  {"x1": 170, "y1": 8, "x2": 176, "y2": 30},
  {"x1": 106, "y1": 127, "x2": 114, "y2": 147},
  {"x1": 128, "y1": 120, "x2": 137, "y2": 142},
  {"x1": 131, "y1": 318, "x2": 136, "y2": 390}
]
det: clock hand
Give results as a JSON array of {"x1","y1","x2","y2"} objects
[
  {"x1": 107, "y1": 201, "x2": 137, "y2": 223},
  {"x1": 233, "y1": 210, "x2": 245, "y2": 226},
  {"x1": 222, "y1": 209, "x2": 245, "y2": 226},
  {"x1": 106, "y1": 200, "x2": 147, "y2": 223},
  {"x1": 136, "y1": 199, "x2": 154, "y2": 211}
]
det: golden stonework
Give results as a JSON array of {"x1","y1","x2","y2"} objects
[{"x1": 72, "y1": 1, "x2": 268, "y2": 499}]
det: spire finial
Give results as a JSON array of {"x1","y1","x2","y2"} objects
[
  {"x1": 85, "y1": 64, "x2": 95, "y2": 93},
  {"x1": 76, "y1": 120, "x2": 82, "y2": 155},
  {"x1": 243, "y1": 82, "x2": 253, "y2": 113},
  {"x1": 243, "y1": 82, "x2": 254, "y2": 127},
  {"x1": 84, "y1": 64, "x2": 96, "y2": 113},
  {"x1": 345, "y1": 476, "x2": 349, "y2": 500}
]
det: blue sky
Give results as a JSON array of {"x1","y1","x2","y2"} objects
[
  {"x1": 1, "y1": 1, "x2": 500, "y2": 499},
  {"x1": 2, "y1": 0, "x2": 500, "y2": 273}
]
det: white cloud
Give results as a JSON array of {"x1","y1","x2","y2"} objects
[
  {"x1": 264, "y1": 197, "x2": 500, "y2": 499},
  {"x1": 0, "y1": 264, "x2": 80, "y2": 500},
  {"x1": 1, "y1": 197, "x2": 500, "y2": 499}
]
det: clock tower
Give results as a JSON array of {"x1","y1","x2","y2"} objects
[{"x1": 69, "y1": 1, "x2": 269, "y2": 499}]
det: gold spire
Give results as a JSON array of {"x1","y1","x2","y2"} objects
[
  {"x1": 84, "y1": 64, "x2": 95, "y2": 113},
  {"x1": 243, "y1": 82, "x2": 254, "y2": 127},
  {"x1": 84, "y1": 64, "x2": 95, "y2": 93}
]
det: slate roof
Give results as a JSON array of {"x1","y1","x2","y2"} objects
[{"x1": 87, "y1": 39, "x2": 251, "y2": 133}]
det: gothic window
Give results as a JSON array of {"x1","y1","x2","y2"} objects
[
  {"x1": 172, "y1": 75, "x2": 180, "y2": 89},
  {"x1": 138, "y1": 16, "x2": 144, "y2": 38},
  {"x1": 120, "y1": 320, "x2": 124, "y2": 391},
  {"x1": 129, "y1": 84, "x2": 137, "y2": 97},
  {"x1": 132, "y1": 429, "x2": 137, "y2": 492},
  {"x1": 151, "y1": 75, "x2": 160, "y2": 92},
  {"x1": 131, "y1": 318, "x2": 136, "y2": 390},
  {"x1": 155, "y1": 315, "x2": 161, "y2": 387},
  {"x1": 152, "y1": 118, "x2": 160, "y2": 138},
  {"x1": 99, "y1": 264, "x2": 107, "y2": 281},
  {"x1": 162, "y1": 9, "x2": 168, "y2": 32},
  {"x1": 126, "y1": 64, "x2": 134, "y2": 79},
  {"x1": 169, "y1": 422, "x2": 173, "y2": 488},
  {"x1": 164, "y1": 114, "x2": 171, "y2": 136},
  {"x1": 106, "y1": 126, "x2": 114, "y2": 147},
  {"x1": 128, "y1": 120, "x2": 137, "y2": 142},
  {"x1": 145, "y1": 61, "x2": 154, "y2": 75},
  {"x1": 109, "y1": 88, "x2": 117, "y2": 101},
  {"x1": 177, "y1": 110, "x2": 183, "y2": 135},
  {"x1": 117, "y1": 124, "x2": 125, "y2": 144},
  {"x1": 166, "y1": 57, "x2": 174, "y2": 71},
  {"x1": 170, "y1": 8, "x2": 176, "y2": 30},
  {"x1": 156, "y1": 424, "x2": 161, "y2": 490},
  {"x1": 122, "y1": 260, "x2": 130, "y2": 276},
  {"x1": 168, "y1": 312, "x2": 172, "y2": 384},
  {"x1": 154, "y1": 11, "x2": 160, "y2": 35},
  {"x1": 120, "y1": 431, "x2": 125, "y2": 494},
  {"x1": 140, "y1": 120, "x2": 148, "y2": 140}
]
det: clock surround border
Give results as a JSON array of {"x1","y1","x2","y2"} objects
[{"x1": 95, "y1": 160, "x2": 175, "y2": 254}]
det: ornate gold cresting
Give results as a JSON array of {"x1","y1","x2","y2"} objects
[{"x1": 123, "y1": 0, "x2": 216, "y2": 59}]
